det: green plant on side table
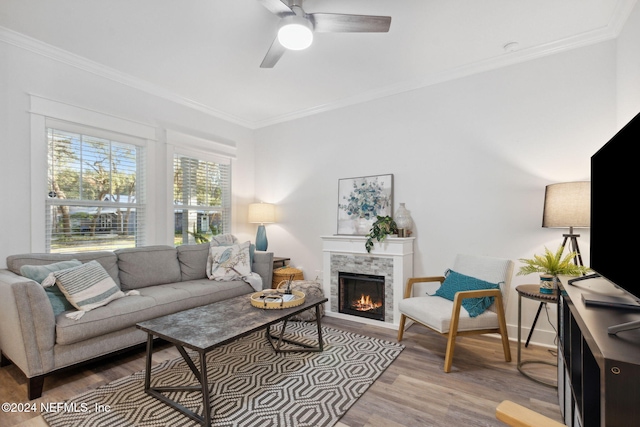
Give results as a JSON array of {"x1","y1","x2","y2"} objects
[
  {"x1": 517, "y1": 245, "x2": 591, "y2": 293},
  {"x1": 365, "y1": 215, "x2": 398, "y2": 253}
]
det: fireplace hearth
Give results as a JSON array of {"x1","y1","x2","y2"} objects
[{"x1": 339, "y1": 272, "x2": 385, "y2": 321}]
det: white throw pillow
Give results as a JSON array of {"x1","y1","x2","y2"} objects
[
  {"x1": 43, "y1": 260, "x2": 136, "y2": 319},
  {"x1": 207, "y1": 241, "x2": 252, "y2": 281}
]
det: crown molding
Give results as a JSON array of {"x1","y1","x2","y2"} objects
[{"x1": 2, "y1": 0, "x2": 636, "y2": 130}]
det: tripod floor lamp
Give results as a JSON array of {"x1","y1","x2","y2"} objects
[
  {"x1": 524, "y1": 181, "x2": 590, "y2": 347},
  {"x1": 542, "y1": 181, "x2": 591, "y2": 267},
  {"x1": 248, "y1": 202, "x2": 276, "y2": 251}
]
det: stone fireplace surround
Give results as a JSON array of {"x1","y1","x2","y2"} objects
[{"x1": 321, "y1": 236, "x2": 414, "y2": 328}]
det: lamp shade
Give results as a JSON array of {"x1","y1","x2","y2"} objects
[
  {"x1": 542, "y1": 181, "x2": 590, "y2": 228},
  {"x1": 248, "y1": 203, "x2": 276, "y2": 224}
]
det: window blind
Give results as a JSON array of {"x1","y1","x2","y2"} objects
[
  {"x1": 173, "y1": 153, "x2": 231, "y2": 245},
  {"x1": 46, "y1": 127, "x2": 146, "y2": 253}
]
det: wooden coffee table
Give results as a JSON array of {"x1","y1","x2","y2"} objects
[{"x1": 136, "y1": 292, "x2": 327, "y2": 426}]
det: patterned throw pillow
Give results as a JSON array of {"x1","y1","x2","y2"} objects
[
  {"x1": 42, "y1": 260, "x2": 134, "y2": 319},
  {"x1": 20, "y1": 260, "x2": 82, "y2": 316},
  {"x1": 210, "y1": 234, "x2": 239, "y2": 246},
  {"x1": 207, "y1": 241, "x2": 252, "y2": 281},
  {"x1": 433, "y1": 269, "x2": 500, "y2": 317}
]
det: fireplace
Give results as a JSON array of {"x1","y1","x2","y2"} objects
[{"x1": 338, "y1": 272, "x2": 385, "y2": 321}]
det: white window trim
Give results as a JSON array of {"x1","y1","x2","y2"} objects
[{"x1": 29, "y1": 95, "x2": 157, "y2": 252}]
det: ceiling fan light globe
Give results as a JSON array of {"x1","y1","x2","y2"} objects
[{"x1": 277, "y1": 17, "x2": 313, "y2": 50}]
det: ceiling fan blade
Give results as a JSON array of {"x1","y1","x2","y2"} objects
[
  {"x1": 309, "y1": 13, "x2": 391, "y2": 33},
  {"x1": 260, "y1": 36, "x2": 287, "y2": 68},
  {"x1": 257, "y1": 0, "x2": 293, "y2": 17}
]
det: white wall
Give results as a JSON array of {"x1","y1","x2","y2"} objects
[
  {"x1": 617, "y1": 0, "x2": 640, "y2": 124},
  {"x1": 1, "y1": 3, "x2": 639, "y2": 347},
  {"x1": 252, "y1": 40, "x2": 623, "y2": 346},
  {"x1": 0, "y1": 40, "x2": 257, "y2": 267}
]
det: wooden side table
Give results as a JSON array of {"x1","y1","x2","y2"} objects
[
  {"x1": 273, "y1": 257, "x2": 290, "y2": 269},
  {"x1": 516, "y1": 284, "x2": 558, "y2": 388}
]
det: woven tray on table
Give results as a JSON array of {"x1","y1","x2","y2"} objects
[{"x1": 250, "y1": 289, "x2": 305, "y2": 310}]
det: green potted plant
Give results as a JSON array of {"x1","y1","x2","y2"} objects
[
  {"x1": 365, "y1": 215, "x2": 398, "y2": 253},
  {"x1": 517, "y1": 245, "x2": 590, "y2": 293}
]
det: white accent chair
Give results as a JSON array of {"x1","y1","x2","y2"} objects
[{"x1": 397, "y1": 254, "x2": 514, "y2": 372}]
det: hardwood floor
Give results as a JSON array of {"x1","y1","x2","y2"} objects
[{"x1": 0, "y1": 316, "x2": 562, "y2": 427}]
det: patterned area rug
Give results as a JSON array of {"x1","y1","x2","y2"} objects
[{"x1": 43, "y1": 322, "x2": 403, "y2": 427}]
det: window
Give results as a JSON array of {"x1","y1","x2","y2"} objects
[
  {"x1": 46, "y1": 127, "x2": 145, "y2": 252},
  {"x1": 173, "y1": 153, "x2": 231, "y2": 245}
]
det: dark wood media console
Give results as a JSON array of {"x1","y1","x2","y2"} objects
[{"x1": 558, "y1": 277, "x2": 640, "y2": 426}]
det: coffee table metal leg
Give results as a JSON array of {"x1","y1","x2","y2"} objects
[
  {"x1": 265, "y1": 303, "x2": 325, "y2": 353},
  {"x1": 315, "y1": 305, "x2": 324, "y2": 351},
  {"x1": 145, "y1": 343, "x2": 212, "y2": 426},
  {"x1": 144, "y1": 333, "x2": 153, "y2": 392},
  {"x1": 199, "y1": 350, "x2": 211, "y2": 426}
]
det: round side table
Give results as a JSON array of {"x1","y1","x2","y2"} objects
[{"x1": 516, "y1": 284, "x2": 558, "y2": 388}]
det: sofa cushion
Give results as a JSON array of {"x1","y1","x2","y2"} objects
[
  {"x1": 115, "y1": 246, "x2": 181, "y2": 291},
  {"x1": 177, "y1": 243, "x2": 210, "y2": 281},
  {"x1": 20, "y1": 260, "x2": 82, "y2": 316},
  {"x1": 54, "y1": 280, "x2": 253, "y2": 345},
  {"x1": 7, "y1": 251, "x2": 120, "y2": 286},
  {"x1": 170, "y1": 279, "x2": 253, "y2": 299},
  {"x1": 398, "y1": 296, "x2": 499, "y2": 333},
  {"x1": 43, "y1": 261, "x2": 127, "y2": 317}
]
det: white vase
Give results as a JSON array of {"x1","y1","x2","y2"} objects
[
  {"x1": 394, "y1": 203, "x2": 413, "y2": 232},
  {"x1": 355, "y1": 217, "x2": 372, "y2": 235}
]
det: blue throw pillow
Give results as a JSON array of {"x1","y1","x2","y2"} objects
[
  {"x1": 433, "y1": 269, "x2": 501, "y2": 317},
  {"x1": 20, "y1": 260, "x2": 82, "y2": 316}
]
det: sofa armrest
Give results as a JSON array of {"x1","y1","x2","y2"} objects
[
  {"x1": 0, "y1": 270, "x2": 56, "y2": 377},
  {"x1": 252, "y1": 252, "x2": 274, "y2": 290}
]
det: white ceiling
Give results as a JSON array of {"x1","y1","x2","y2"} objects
[{"x1": 0, "y1": 0, "x2": 636, "y2": 128}]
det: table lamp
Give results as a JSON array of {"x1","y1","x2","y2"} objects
[
  {"x1": 542, "y1": 181, "x2": 590, "y2": 267},
  {"x1": 248, "y1": 202, "x2": 276, "y2": 251}
]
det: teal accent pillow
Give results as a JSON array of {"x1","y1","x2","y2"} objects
[
  {"x1": 433, "y1": 269, "x2": 501, "y2": 317},
  {"x1": 20, "y1": 260, "x2": 82, "y2": 316}
]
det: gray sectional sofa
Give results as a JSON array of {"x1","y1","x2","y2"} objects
[{"x1": 0, "y1": 243, "x2": 273, "y2": 399}]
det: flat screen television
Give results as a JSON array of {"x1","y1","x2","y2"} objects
[{"x1": 577, "y1": 111, "x2": 640, "y2": 333}]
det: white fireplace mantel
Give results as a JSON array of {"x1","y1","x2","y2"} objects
[{"x1": 321, "y1": 235, "x2": 414, "y2": 328}]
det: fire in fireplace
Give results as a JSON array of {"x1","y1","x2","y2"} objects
[{"x1": 338, "y1": 272, "x2": 385, "y2": 321}]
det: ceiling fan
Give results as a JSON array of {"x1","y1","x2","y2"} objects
[{"x1": 257, "y1": 0, "x2": 392, "y2": 68}]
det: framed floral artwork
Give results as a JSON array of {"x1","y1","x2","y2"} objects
[{"x1": 337, "y1": 174, "x2": 393, "y2": 235}]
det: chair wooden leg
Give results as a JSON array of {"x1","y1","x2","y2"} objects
[
  {"x1": 397, "y1": 314, "x2": 406, "y2": 342},
  {"x1": 496, "y1": 299, "x2": 512, "y2": 362},
  {"x1": 443, "y1": 331, "x2": 457, "y2": 373},
  {"x1": 444, "y1": 294, "x2": 465, "y2": 373}
]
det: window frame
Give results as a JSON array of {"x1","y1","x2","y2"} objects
[
  {"x1": 29, "y1": 95, "x2": 157, "y2": 253},
  {"x1": 45, "y1": 123, "x2": 146, "y2": 252},
  {"x1": 166, "y1": 130, "x2": 236, "y2": 247}
]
